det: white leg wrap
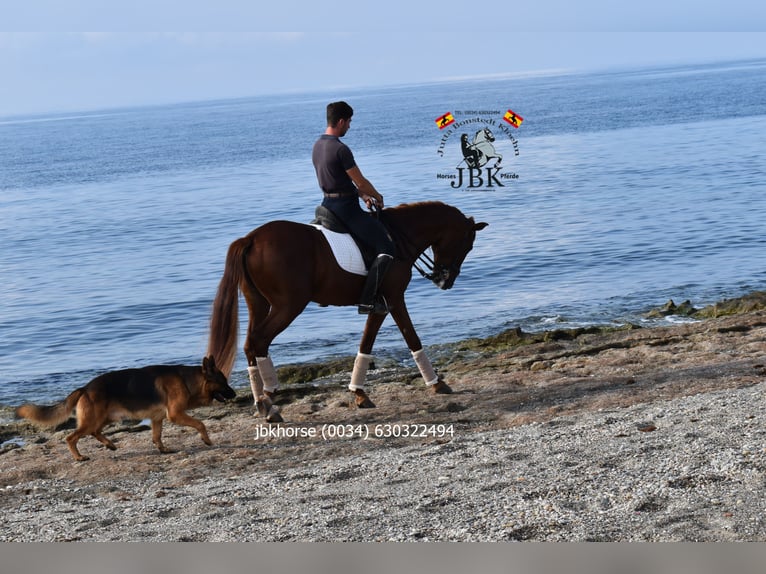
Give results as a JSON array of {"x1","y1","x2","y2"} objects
[
  {"x1": 256, "y1": 356, "x2": 279, "y2": 393},
  {"x1": 349, "y1": 352, "x2": 374, "y2": 391},
  {"x1": 251, "y1": 357, "x2": 281, "y2": 420},
  {"x1": 412, "y1": 349, "x2": 439, "y2": 386},
  {"x1": 247, "y1": 365, "x2": 264, "y2": 404}
]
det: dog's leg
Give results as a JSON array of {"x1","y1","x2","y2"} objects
[
  {"x1": 66, "y1": 399, "x2": 95, "y2": 461},
  {"x1": 151, "y1": 417, "x2": 173, "y2": 453},
  {"x1": 66, "y1": 430, "x2": 89, "y2": 462},
  {"x1": 166, "y1": 412, "x2": 212, "y2": 447},
  {"x1": 92, "y1": 430, "x2": 117, "y2": 451}
]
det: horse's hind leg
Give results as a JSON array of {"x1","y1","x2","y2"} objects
[
  {"x1": 242, "y1": 287, "x2": 270, "y2": 406},
  {"x1": 252, "y1": 356, "x2": 282, "y2": 422},
  {"x1": 244, "y1": 300, "x2": 308, "y2": 422}
]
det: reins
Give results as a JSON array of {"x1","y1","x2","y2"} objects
[
  {"x1": 372, "y1": 204, "x2": 438, "y2": 281},
  {"x1": 413, "y1": 250, "x2": 437, "y2": 281},
  {"x1": 403, "y1": 220, "x2": 475, "y2": 284}
]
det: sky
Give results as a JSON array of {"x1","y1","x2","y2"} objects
[{"x1": 1, "y1": 1, "x2": 766, "y2": 117}]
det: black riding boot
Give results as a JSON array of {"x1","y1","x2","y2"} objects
[{"x1": 358, "y1": 254, "x2": 393, "y2": 315}]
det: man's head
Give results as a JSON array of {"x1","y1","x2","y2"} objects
[{"x1": 326, "y1": 101, "x2": 353, "y2": 135}]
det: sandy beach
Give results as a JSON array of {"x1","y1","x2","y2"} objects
[{"x1": 2, "y1": 294, "x2": 766, "y2": 542}]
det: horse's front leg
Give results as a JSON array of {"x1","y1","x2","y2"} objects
[
  {"x1": 349, "y1": 313, "x2": 387, "y2": 408},
  {"x1": 389, "y1": 301, "x2": 452, "y2": 395}
]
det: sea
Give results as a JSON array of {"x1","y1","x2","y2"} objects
[{"x1": 2, "y1": 58, "x2": 766, "y2": 409}]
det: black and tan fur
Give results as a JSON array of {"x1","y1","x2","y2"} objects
[{"x1": 14, "y1": 356, "x2": 235, "y2": 461}]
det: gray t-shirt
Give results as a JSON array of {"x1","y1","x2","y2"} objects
[{"x1": 312, "y1": 134, "x2": 357, "y2": 196}]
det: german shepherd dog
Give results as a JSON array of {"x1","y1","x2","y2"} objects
[{"x1": 15, "y1": 356, "x2": 236, "y2": 461}]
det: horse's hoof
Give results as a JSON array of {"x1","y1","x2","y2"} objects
[
  {"x1": 353, "y1": 389, "x2": 376, "y2": 409},
  {"x1": 431, "y1": 380, "x2": 453, "y2": 394},
  {"x1": 255, "y1": 401, "x2": 269, "y2": 418},
  {"x1": 266, "y1": 409, "x2": 284, "y2": 423}
]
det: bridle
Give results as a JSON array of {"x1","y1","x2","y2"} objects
[
  {"x1": 413, "y1": 249, "x2": 438, "y2": 282},
  {"x1": 372, "y1": 204, "x2": 474, "y2": 288},
  {"x1": 412, "y1": 251, "x2": 436, "y2": 281},
  {"x1": 394, "y1": 214, "x2": 474, "y2": 287}
]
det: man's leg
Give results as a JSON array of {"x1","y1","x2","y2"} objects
[{"x1": 358, "y1": 253, "x2": 393, "y2": 315}]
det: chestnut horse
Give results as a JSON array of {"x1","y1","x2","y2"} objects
[{"x1": 207, "y1": 201, "x2": 487, "y2": 421}]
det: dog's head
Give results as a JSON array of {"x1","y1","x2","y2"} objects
[{"x1": 202, "y1": 356, "x2": 237, "y2": 402}]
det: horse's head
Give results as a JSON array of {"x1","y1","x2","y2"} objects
[
  {"x1": 428, "y1": 216, "x2": 488, "y2": 290},
  {"x1": 474, "y1": 128, "x2": 495, "y2": 144},
  {"x1": 386, "y1": 202, "x2": 488, "y2": 289}
]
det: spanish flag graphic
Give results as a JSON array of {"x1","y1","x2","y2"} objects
[
  {"x1": 503, "y1": 109, "x2": 524, "y2": 128},
  {"x1": 435, "y1": 112, "x2": 455, "y2": 129}
]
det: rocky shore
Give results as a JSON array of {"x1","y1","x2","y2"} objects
[{"x1": 2, "y1": 294, "x2": 766, "y2": 542}]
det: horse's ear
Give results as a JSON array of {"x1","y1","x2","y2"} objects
[{"x1": 474, "y1": 221, "x2": 488, "y2": 231}]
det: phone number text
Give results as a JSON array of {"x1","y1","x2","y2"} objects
[{"x1": 254, "y1": 423, "x2": 455, "y2": 441}]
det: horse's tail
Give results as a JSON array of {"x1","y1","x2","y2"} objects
[
  {"x1": 207, "y1": 236, "x2": 251, "y2": 378},
  {"x1": 15, "y1": 388, "x2": 85, "y2": 428}
]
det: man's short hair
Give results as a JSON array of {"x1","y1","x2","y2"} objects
[{"x1": 327, "y1": 101, "x2": 354, "y2": 127}]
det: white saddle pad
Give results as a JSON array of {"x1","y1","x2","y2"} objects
[{"x1": 312, "y1": 224, "x2": 367, "y2": 276}]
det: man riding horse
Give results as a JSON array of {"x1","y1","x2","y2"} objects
[
  {"x1": 312, "y1": 101, "x2": 395, "y2": 315},
  {"x1": 206, "y1": 101, "x2": 487, "y2": 422}
]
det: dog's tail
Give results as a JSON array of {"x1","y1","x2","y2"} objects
[
  {"x1": 14, "y1": 388, "x2": 85, "y2": 428},
  {"x1": 207, "y1": 235, "x2": 250, "y2": 378}
]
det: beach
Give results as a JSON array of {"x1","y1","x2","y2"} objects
[{"x1": 2, "y1": 295, "x2": 765, "y2": 542}]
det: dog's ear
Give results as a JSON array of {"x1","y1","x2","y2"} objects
[{"x1": 203, "y1": 355, "x2": 214, "y2": 373}]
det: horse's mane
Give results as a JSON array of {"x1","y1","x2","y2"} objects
[
  {"x1": 389, "y1": 200, "x2": 448, "y2": 211},
  {"x1": 380, "y1": 201, "x2": 467, "y2": 256},
  {"x1": 385, "y1": 200, "x2": 462, "y2": 221}
]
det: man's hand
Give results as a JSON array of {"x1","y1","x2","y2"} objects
[{"x1": 363, "y1": 194, "x2": 383, "y2": 210}]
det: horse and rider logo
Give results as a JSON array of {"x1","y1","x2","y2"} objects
[
  {"x1": 460, "y1": 128, "x2": 502, "y2": 169},
  {"x1": 435, "y1": 109, "x2": 522, "y2": 189}
]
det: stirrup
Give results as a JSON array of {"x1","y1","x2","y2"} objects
[{"x1": 358, "y1": 295, "x2": 389, "y2": 315}]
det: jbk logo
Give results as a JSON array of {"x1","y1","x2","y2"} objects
[{"x1": 435, "y1": 110, "x2": 522, "y2": 190}]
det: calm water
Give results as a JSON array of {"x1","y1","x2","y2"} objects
[{"x1": 2, "y1": 59, "x2": 766, "y2": 407}]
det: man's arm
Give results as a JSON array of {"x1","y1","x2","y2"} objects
[{"x1": 347, "y1": 165, "x2": 384, "y2": 209}]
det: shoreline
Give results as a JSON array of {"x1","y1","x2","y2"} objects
[
  {"x1": 1, "y1": 293, "x2": 765, "y2": 541},
  {"x1": 0, "y1": 292, "x2": 748, "y2": 432},
  {"x1": 2, "y1": 291, "x2": 763, "y2": 414}
]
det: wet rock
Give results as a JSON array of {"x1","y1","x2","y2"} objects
[{"x1": 646, "y1": 299, "x2": 698, "y2": 318}]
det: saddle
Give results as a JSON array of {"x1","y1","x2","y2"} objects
[{"x1": 311, "y1": 205, "x2": 377, "y2": 268}]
